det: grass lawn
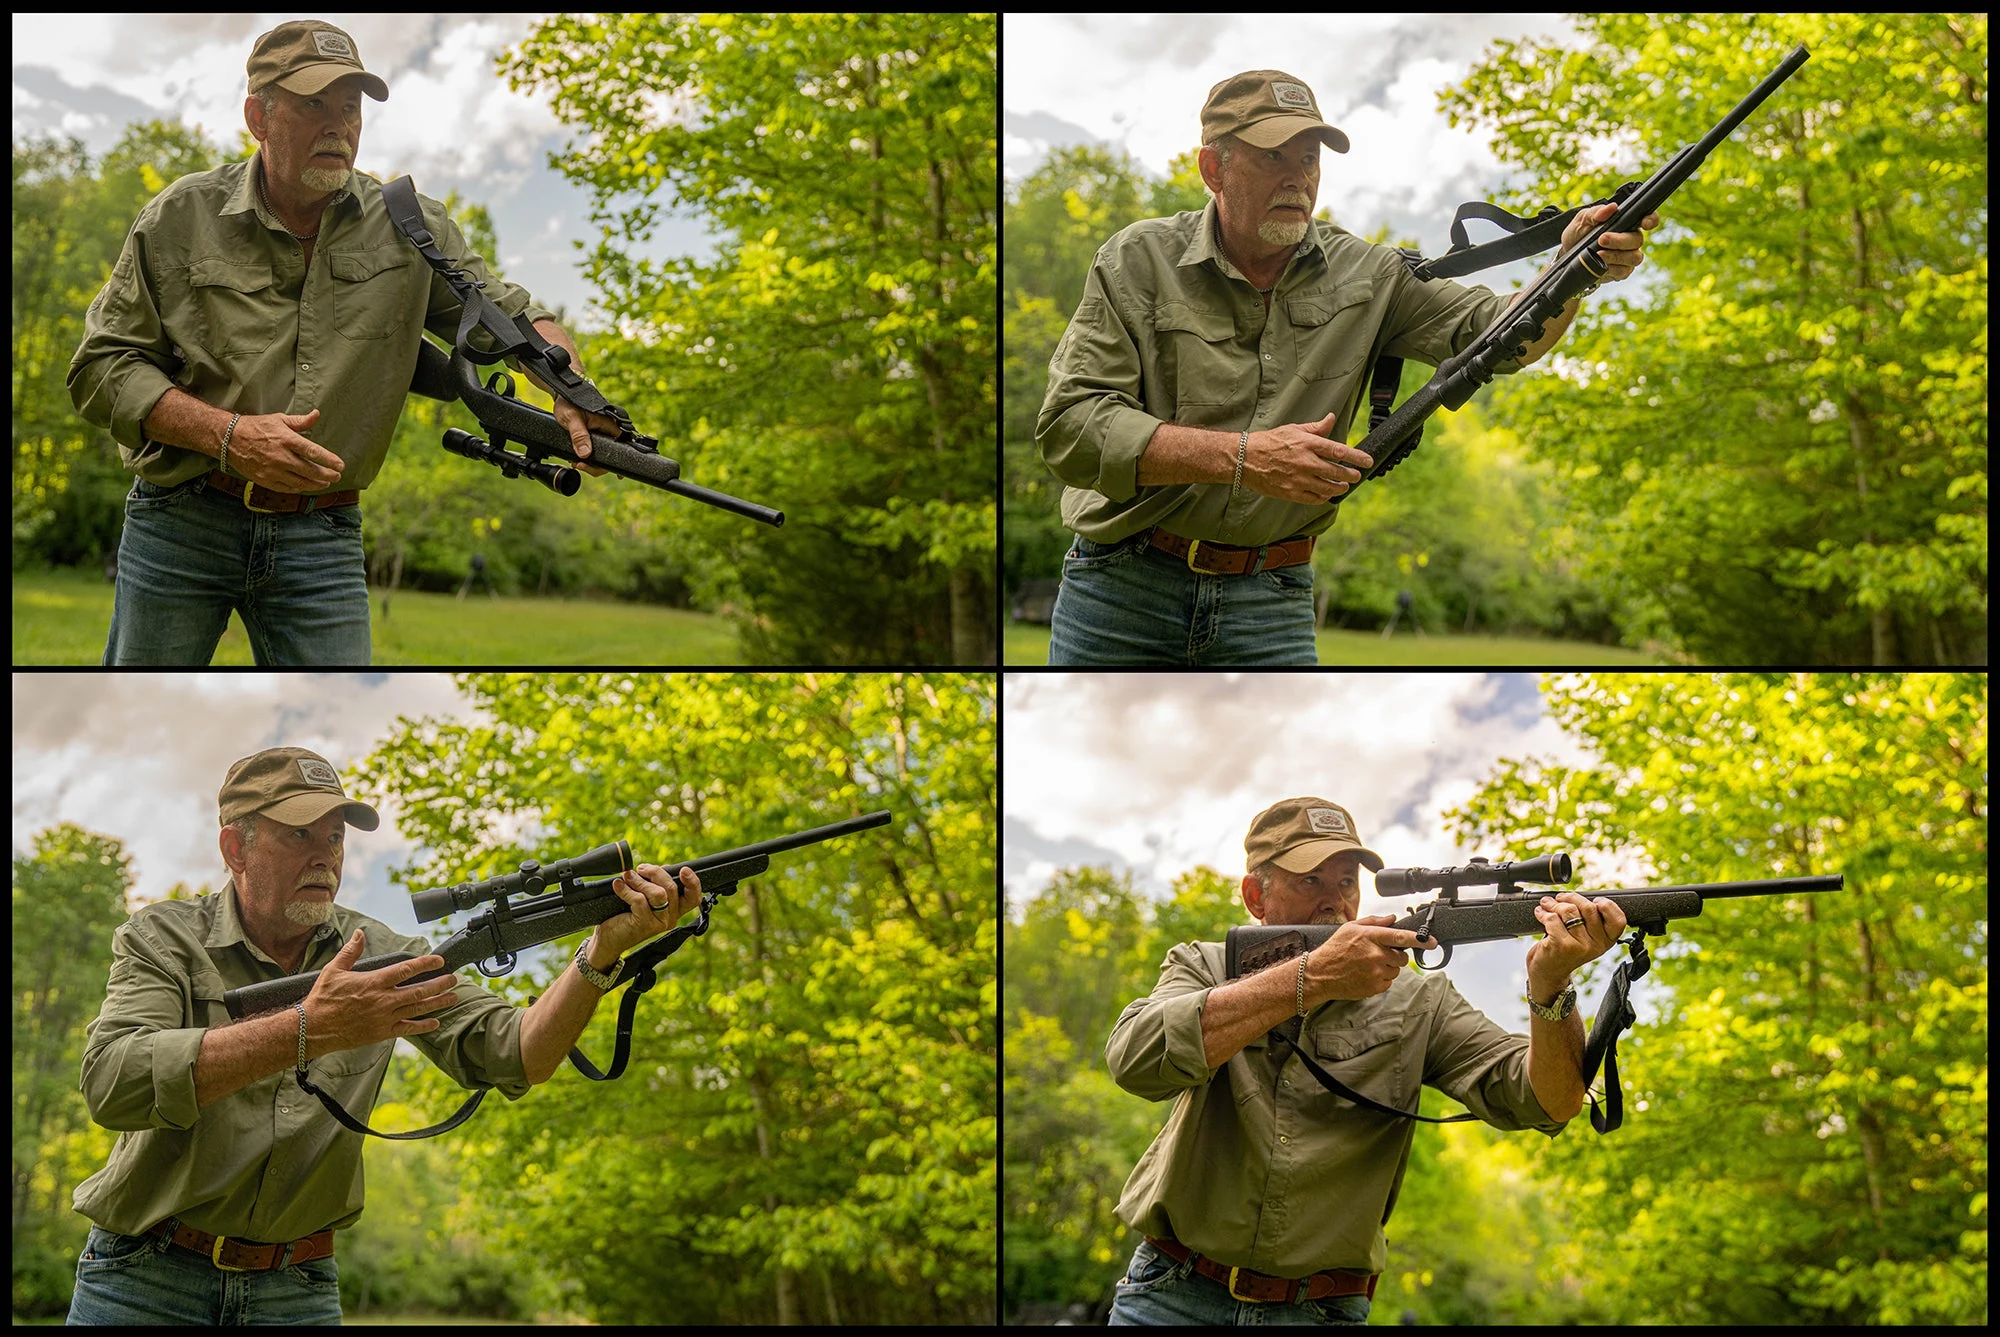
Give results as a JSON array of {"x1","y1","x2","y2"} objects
[
  {"x1": 1005, "y1": 620, "x2": 1664, "y2": 666},
  {"x1": 13, "y1": 568, "x2": 742, "y2": 665}
]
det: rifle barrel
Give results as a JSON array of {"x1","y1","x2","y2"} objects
[{"x1": 683, "y1": 810, "x2": 892, "y2": 871}]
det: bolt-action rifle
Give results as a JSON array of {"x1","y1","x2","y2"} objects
[
  {"x1": 1225, "y1": 853, "x2": 1844, "y2": 1132},
  {"x1": 1349, "y1": 44, "x2": 1811, "y2": 488},
  {"x1": 387, "y1": 174, "x2": 784, "y2": 526},
  {"x1": 224, "y1": 809, "x2": 893, "y2": 1138}
]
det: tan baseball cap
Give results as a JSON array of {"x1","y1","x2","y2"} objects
[
  {"x1": 1202, "y1": 70, "x2": 1349, "y2": 153},
  {"x1": 1245, "y1": 797, "x2": 1382, "y2": 875},
  {"x1": 219, "y1": 747, "x2": 380, "y2": 831},
  {"x1": 247, "y1": 20, "x2": 389, "y2": 101}
]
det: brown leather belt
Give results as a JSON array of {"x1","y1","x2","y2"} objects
[
  {"x1": 205, "y1": 470, "x2": 359, "y2": 514},
  {"x1": 1145, "y1": 1235, "x2": 1377, "y2": 1304},
  {"x1": 1146, "y1": 528, "x2": 1315, "y2": 576},
  {"x1": 151, "y1": 1219, "x2": 336, "y2": 1272}
]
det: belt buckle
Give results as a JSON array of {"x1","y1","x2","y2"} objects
[
  {"x1": 1184, "y1": 538, "x2": 1210, "y2": 573},
  {"x1": 240, "y1": 483, "x2": 284, "y2": 514},
  {"x1": 211, "y1": 1234, "x2": 252, "y2": 1272},
  {"x1": 1227, "y1": 1266, "x2": 1256, "y2": 1302}
]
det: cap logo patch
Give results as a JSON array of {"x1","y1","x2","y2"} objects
[
  {"x1": 312, "y1": 31, "x2": 357, "y2": 59},
  {"x1": 1306, "y1": 807, "x2": 1350, "y2": 835},
  {"x1": 296, "y1": 758, "x2": 342, "y2": 789},
  {"x1": 1271, "y1": 81, "x2": 1316, "y2": 112}
]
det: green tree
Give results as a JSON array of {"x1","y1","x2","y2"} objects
[{"x1": 505, "y1": 15, "x2": 997, "y2": 663}]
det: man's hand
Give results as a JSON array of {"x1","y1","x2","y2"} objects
[
  {"x1": 588, "y1": 864, "x2": 705, "y2": 963},
  {"x1": 1305, "y1": 914, "x2": 1424, "y2": 1002},
  {"x1": 1562, "y1": 202, "x2": 1661, "y2": 283},
  {"x1": 549, "y1": 398, "x2": 616, "y2": 478},
  {"x1": 1242, "y1": 411, "x2": 1375, "y2": 504},
  {"x1": 227, "y1": 407, "x2": 347, "y2": 492},
  {"x1": 302, "y1": 930, "x2": 460, "y2": 1053},
  {"x1": 1525, "y1": 891, "x2": 1630, "y2": 996}
]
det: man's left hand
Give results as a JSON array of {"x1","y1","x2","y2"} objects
[
  {"x1": 550, "y1": 399, "x2": 618, "y2": 478},
  {"x1": 590, "y1": 863, "x2": 703, "y2": 963},
  {"x1": 1525, "y1": 891, "x2": 1629, "y2": 995},
  {"x1": 1562, "y1": 202, "x2": 1660, "y2": 283}
]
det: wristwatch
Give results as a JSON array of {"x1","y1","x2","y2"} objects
[
  {"x1": 573, "y1": 940, "x2": 622, "y2": 992},
  {"x1": 1525, "y1": 980, "x2": 1576, "y2": 1022}
]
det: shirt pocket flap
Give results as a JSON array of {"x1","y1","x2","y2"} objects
[
  {"x1": 1152, "y1": 299, "x2": 1234, "y2": 342},
  {"x1": 1285, "y1": 278, "x2": 1375, "y2": 329},
  {"x1": 189, "y1": 258, "x2": 274, "y2": 296}
]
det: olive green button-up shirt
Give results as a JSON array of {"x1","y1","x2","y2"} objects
[
  {"x1": 1105, "y1": 940, "x2": 1567, "y2": 1279},
  {"x1": 73, "y1": 883, "x2": 531, "y2": 1243},
  {"x1": 1038, "y1": 199, "x2": 1518, "y2": 545},
  {"x1": 67, "y1": 150, "x2": 556, "y2": 492}
]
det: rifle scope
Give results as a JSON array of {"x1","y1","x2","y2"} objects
[
  {"x1": 443, "y1": 428, "x2": 582, "y2": 496},
  {"x1": 411, "y1": 840, "x2": 632, "y2": 923},
  {"x1": 1374, "y1": 852, "x2": 1573, "y2": 898},
  {"x1": 406, "y1": 811, "x2": 893, "y2": 925}
]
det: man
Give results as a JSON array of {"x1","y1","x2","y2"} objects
[
  {"x1": 66, "y1": 747, "x2": 698, "y2": 1324},
  {"x1": 68, "y1": 20, "x2": 617, "y2": 666},
  {"x1": 1037, "y1": 70, "x2": 1660, "y2": 664},
  {"x1": 1103, "y1": 798, "x2": 1628, "y2": 1324}
]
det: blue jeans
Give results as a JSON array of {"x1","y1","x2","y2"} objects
[
  {"x1": 1047, "y1": 533, "x2": 1319, "y2": 665},
  {"x1": 66, "y1": 1224, "x2": 342, "y2": 1325},
  {"x1": 103, "y1": 477, "x2": 371, "y2": 665},
  {"x1": 1107, "y1": 1240, "x2": 1371, "y2": 1326}
]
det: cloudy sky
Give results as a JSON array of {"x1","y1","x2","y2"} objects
[
  {"x1": 12, "y1": 673, "x2": 484, "y2": 935},
  {"x1": 1005, "y1": 12, "x2": 1610, "y2": 291},
  {"x1": 1003, "y1": 672, "x2": 1655, "y2": 1028},
  {"x1": 11, "y1": 12, "x2": 719, "y2": 328}
]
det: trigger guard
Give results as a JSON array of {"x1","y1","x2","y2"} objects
[{"x1": 1413, "y1": 941, "x2": 1451, "y2": 971}]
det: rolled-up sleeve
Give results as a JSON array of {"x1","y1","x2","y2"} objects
[
  {"x1": 67, "y1": 228, "x2": 182, "y2": 454},
  {"x1": 79, "y1": 918, "x2": 210, "y2": 1132},
  {"x1": 1035, "y1": 263, "x2": 1164, "y2": 504},
  {"x1": 1104, "y1": 944, "x2": 1222, "y2": 1100}
]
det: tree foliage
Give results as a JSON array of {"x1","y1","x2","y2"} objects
[
  {"x1": 503, "y1": 14, "x2": 997, "y2": 663},
  {"x1": 351, "y1": 672, "x2": 995, "y2": 1323},
  {"x1": 1457, "y1": 15, "x2": 1987, "y2": 664}
]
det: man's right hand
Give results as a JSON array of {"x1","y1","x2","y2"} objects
[
  {"x1": 1242, "y1": 411, "x2": 1374, "y2": 505},
  {"x1": 302, "y1": 930, "x2": 459, "y2": 1054},
  {"x1": 1307, "y1": 914, "x2": 1423, "y2": 1001},
  {"x1": 226, "y1": 407, "x2": 347, "y2": 493}
]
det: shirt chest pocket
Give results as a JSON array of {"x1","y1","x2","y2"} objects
[
  {"x1": 326, "y1": 246, "x2": 416, "y2": 342},
  {"x1": 1151, "y1": 299, "x2": 1246, "y2": 419},
  {"x1": 1296, "y1": 1016, "x2": 1415, "y2": 1113},
  {"x1": 1285, "y1": 280, "x2": 1377, "y2": 383},
  {"x1": 187, "y1": 259, "x2": 280, "y2": 358}
]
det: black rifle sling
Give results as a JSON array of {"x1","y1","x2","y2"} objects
[
  {"x1": 1271, "y1": 927, "x2": 1653, "y2": 1135},
  {"x1": 293, "y1": 1062, "x2": 486, "y2": 1141},
  {"x1": 559, "y1": 882, "x2": 723, "y2": 1082},
  {"x1": 380, "y1": 174, "x2": 635, "y2": 435},
  {"x1": 1266, "y1": 1018, "x2": 1478, "y2": 1126},
  {"x1": 1579, "y1": 931, "x2": 1652, "y2": 1134}
]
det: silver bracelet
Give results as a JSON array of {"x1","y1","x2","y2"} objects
[
  {"x1": 292, "y1": 1001, "x2": 308, "y2": 1071},
  {"x1": 219, "y1": 412, "x2": 242, "y2": 477},
  {"x1": 1232, "y1": 430, "x2": 1248, "y2": 493},
  {"x1": 1295, "y1": 955, "x2": 1308, "y2": 1016}
]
